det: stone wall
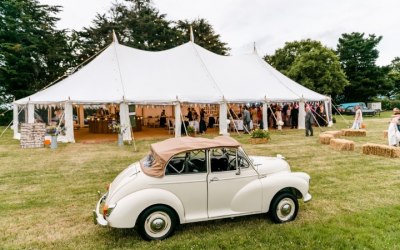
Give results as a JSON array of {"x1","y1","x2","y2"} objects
[{"x1": 20, "y1": 123, "x2": 46, "y2": 149}]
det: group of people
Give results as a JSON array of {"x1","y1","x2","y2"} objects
[
  {"x1": 240, "y1": 102, "x2": 328, "y2": 136},
  {"x1": 176, "y1": 102, "x2": 330, "y2": 136},
  {"x1": 185, "y1": 107, "x2": 208, "y2": 134},
  {"x1": 238, "y1": 103, "x2": 301, "y2": 133}
]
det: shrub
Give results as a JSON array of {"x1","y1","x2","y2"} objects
[
  {"x1": 0, "y1": 109, "x2": 13, "y2": 126},
  {"x1": 186, "y1": 126, "x2": 195, "y2": 135},
  {"x1": 250, "y1": 128, "x2": 270, "y2": 139}
]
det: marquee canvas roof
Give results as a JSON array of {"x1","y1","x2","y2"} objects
[{"x1": 15, "y1": 39, "x2": 327, "y2": 105}]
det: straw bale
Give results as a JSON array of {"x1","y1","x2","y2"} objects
[
  {"x1": 362, "y1": 143, "x2": 400, "y2": 158},
  {"x1": 323, "y1": 130, "x2": 342, "y2": 138},
  {"x1": 329, "y1": 138, "x2": 355, "y2": 151},
  {"x1": 383, "y1": 130, "x2": 388, "y2": 139},
  {"x1": 20, "y1": 123, "x2": 45, "y2": 149},
  {"x1": 341, "y1": 129, "x2": 367, "y2": 137},
  {"x1": 319, "y1": 133, "x2": 334, "y2": 144}
]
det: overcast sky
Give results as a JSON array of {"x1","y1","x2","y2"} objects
[{"x1": 39, "y1": 0, "x2": 400, "y2": 66}]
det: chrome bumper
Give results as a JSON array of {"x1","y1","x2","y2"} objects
[
  {"x1": 304, "y1": 193, "x2": 312, "y2": 203},
  {"x1": 93, "y1": 193, "x2": 108, "y2": 226}
]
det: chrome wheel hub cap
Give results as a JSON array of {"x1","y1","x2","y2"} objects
[{"x1": 150, "y1": 218, "x2": 166, "y2": 232}]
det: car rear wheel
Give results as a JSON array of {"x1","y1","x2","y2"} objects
[
  {"x1": 137, "y1": 205, "x2": 177, "y2": 241},
  {"x1": 269, "y1": 192, "x2": 298, "y2": 223}
]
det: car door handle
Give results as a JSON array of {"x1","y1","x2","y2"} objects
[{"x1": 210, "y1": 177, "x2": 219, "y2": 182}]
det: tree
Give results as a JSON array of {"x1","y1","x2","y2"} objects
[
  {"x1": 336, "y1": 32, "x2": 391, "y2": 102},
  {"x1": 175, "y1": 19, "x2": 229, "y2": 55},
  {"x1": 0, "y1": 0, "x2": 74, "y2": 100},
  {"x1": 387, "y1": 57, "x2": 400, "y2": 98},
  {"x1": 73, "y1": 1, "x2": 229, "y2": 63},
  {"x1": 265, "y1": 39, "x2": 349, "y2": 99}
]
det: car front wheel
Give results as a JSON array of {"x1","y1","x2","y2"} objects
[
  {"x1": 137, "y1": 205, "x2": 177, "y2": 241},
  {"x1": 269, "y1": 192, "x2": 299, "y2": 223}
]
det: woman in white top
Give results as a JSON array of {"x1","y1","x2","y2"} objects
[
  {"x1": 351, "y1": 105, "x2": 363, "y2": 129},
  {"x1": 388, "y1": 116, "x2": 400, "y2": 146}
]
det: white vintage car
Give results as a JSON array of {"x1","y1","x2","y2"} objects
[{"x1": 93, "y1": 136, "x2": 311, "y2": 240}]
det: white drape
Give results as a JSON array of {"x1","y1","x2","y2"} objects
[
  {"x1": 298, "y1": 100, "x2": 306, "y2": 129},
  {"x1": 119, "y1": 103, "x2": 132, "y2": 141},
  {"x1": 219, "y1": 102, "x2": 228, "y2": 135},
  {"x1": 13, "y1": 104, "x2": 20, "y2": 139},
  {"x1": 174, "y1": 103, "x2": 181, "y2": 137},
  {"x1": 262, "y1": 102, "x2": 268, "y2": 131},
  {"x1": 28, "y1": 103, "x2": 34, "y2": 123},
  {"x1": 324, "y1": 98, "x2": 333, "y2": 127},
  {"x1": 63, "y1": 101, "x2": 75, "y2": 143}
]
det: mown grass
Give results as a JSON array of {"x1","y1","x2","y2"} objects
[{"x1": 1, "y1": 112, "x2": 399, "y2": 249}]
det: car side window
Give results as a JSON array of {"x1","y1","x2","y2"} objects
[
  {"x1": 210, "y1": 148, "x2": 237, "y2": 172},
  {"x1": 165, "y1": 150, "x2": 207, "y2": 175}
]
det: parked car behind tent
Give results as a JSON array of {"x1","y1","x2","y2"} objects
[{"x1": 337, "y1": 102, "x2": 377, "y2": 116}]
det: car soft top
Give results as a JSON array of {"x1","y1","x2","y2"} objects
[{"x1": 140, "y1": 136, "x2": 241, "y2": 178}]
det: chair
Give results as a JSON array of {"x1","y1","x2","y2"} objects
[
  {"x1": 168, "y1": 119, "x2": 175, "y2": 134},
  {"x1": 213, "y1": 117, "x2": 219, "y2": 128}
]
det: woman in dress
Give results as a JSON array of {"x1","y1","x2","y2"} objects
[
  {"x1": 388, "y1": 116, "x2": 400, "y2": 146},
  {"x1": 275, "y1": 105, "x2": 283, "y2": 131},
  {"x1": 351, "y1": 105, "x2": 363, "y2": 129}
]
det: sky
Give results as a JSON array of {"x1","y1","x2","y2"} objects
[{"x1": 38, "y1": 0, "x2": 400, "y2": 66}]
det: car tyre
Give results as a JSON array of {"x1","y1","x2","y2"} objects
[
  {"x1": 269, "y1": 192, "x2": 298, "y2": 223},
  {"x1": 137, "y1": 205, "x2": 177, "y2": 241}
]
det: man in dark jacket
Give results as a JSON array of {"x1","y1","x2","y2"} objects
[
  {"x1": 243, "y1": 106, "x2": 251, "y2": 134},
  {"x1": 305, "y1": 105, "x2": 313, "y2": 136},
  {"x1": 291, "y1": 103, "x2": 299, "y2": 129}
]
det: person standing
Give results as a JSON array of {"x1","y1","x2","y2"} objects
[
  {"x1": 291, "y1": 103, "x2": 299, "y2": 129},
  {"x1": 243, "y1": 106, "x2": 251, "y2": 134},
  {"x1": 159, "y1": 109, "x2": 166, "y2": 127},
  {"x1": 186, "y1": 108, "x2": 193, "y2": 121},
  {"x1": 305, "y1": 105, "x2": 314, "y2": 136},
  {"x1": 251, "y1": 106, "x2": 258, "y2": 125},
  {"x1": 257, "y1": 106, "x2": 263, "y2": 129},
  {"x1": 351, "y1": 105, "x2": 363, "y2": 129},
  {"x1": 286, "y1": 104, "x2": 292, "y2": 127},
  {"x1": 316, "y1": 104, "x2": 326, "y2": 127},
  {"x1": 275, "y1": 105, "x2": 283, "y2": 131},
  {"x1": 388, "y1": 117, "x2": 400, "y2": 146},
  {"x1": 199, "y1": 108, "x2": 207, "y2": 134}
]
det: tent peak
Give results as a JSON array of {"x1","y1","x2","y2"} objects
[
  {"x1": 112, "y1": 30, "x2": 119, "y2": 44},
  {"x1": 189, "y1": 26, "x2": 194, "y2": 43}
]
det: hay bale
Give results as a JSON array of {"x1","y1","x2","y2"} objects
[
  {"x1": 341, "y1": 129, "x2": 367, "y2": 137},
  {"x1": 319, "y1": 133, "x2": 334, "y2": 144},
  {"x1": 329, "y1": 138, "x2": 355, "y2": 151},
  {"x1": 323, "y1": 130, "x2": 342, "y2": 138},
  {"x1": 362, "y1": 143, "x2": 400, "y2": 158},
  {"x1": 383, "y1": 130, "x2": 388, "y2": 139}
]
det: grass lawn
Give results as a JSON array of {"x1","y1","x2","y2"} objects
[{"x1": 1, "y1": 112, "x2": 399, "y2": 249}]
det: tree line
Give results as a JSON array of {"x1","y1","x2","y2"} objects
[{"x1": 1, "y1": 0, "x2": 399, "y2": 109}]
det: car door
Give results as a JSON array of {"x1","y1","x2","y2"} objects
[
  {"x1": 207, "y1": 148, "x2": 262, "y2": 218},
  {"x1": 162, "y1": 150, "x2": 208, "y2": 222}
]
